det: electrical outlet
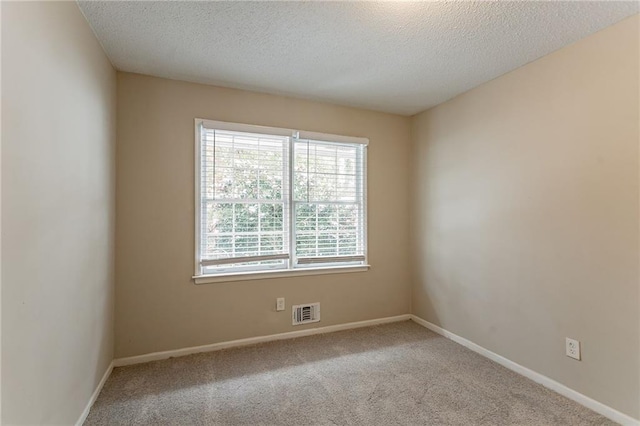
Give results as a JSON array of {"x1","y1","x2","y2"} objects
[
  {"x1": 566, "y1": 337, "x2": 581, "y2": 360},
  {"x1": 276, "y1": 297, "x2": 285, "y2": 312}
]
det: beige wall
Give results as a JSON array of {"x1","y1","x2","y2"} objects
[
  {"x1": 1, "y1": 2, "x2": 116, "y2": 424},
  {"x1": 115, "y1": 73, "x2": 412, "y2": 358},
  {"x1": 411, "y1": 15, "x2": 639, "y2": 419}
]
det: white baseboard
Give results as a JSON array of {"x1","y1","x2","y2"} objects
[
  {"x1": 75, "y1": 361, "x2": 114, "y2": 426},
  {"x1": 409, "y1": 315, "x2": 639, "y2": 426},
  {"x1": 114, "y1": 314, "x2": 411, "y2": 367}
]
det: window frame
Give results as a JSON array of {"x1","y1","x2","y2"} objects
[{"x1": 193, "y1": 118, "x2": 369, "y2": 284}]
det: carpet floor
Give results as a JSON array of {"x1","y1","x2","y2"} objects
[{"x1": 85, "y1": 321, "x2": 614, "y2": 425}]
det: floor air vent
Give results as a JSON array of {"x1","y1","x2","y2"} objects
[{"x1": 292, "y1": 303, "x2": 320, "y2": 325}]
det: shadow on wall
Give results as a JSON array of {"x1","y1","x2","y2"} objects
[{"x1": 409, "y1": 117, "x2": 443, "y2": 330}]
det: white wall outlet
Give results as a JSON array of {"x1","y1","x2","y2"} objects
[
  {"x1": 566, "y1": 337, "x2": 581, "y2": 360},
  {"x1": 276, "y1": 297, "x2": 285, "y2": 312}
]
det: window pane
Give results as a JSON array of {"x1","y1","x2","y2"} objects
[
  {"x1": 202, "y1": 200, "x2": 288, "y2": 261},
  {"x1": 203, "y1": 129, "x2": 288, "y2": 202},
  {"x1": 260, "y1": 204, "x2": 283, "y2": 232},
  {"x1": 235, "y1": 203, "x2": 259, "y2": 232},
  {"x1": 294, "y1": 141, "x2": 359, "y2": 203},
  {"x1": 296, "y1": 233, "x2": 316, "y2": 258},
  {"x1": 207, "y1": 203, "x2": 233, "y2": 233},
  {"x1": 234, "y1": 234, "x2": 259, "y2": 254},
  {"x1": 295, "y1": 202, "x2": 363, "y2": 260},
  {"x1": 317, "y1": 204, "x2": 336, "y2": 231},
  {"x1": 260, "y1": 234, "x2": 284, "y2": 255}
]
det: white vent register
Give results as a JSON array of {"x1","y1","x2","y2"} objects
[{"x1": 292, "y1": 303, "x2": 320, "y2": 325}]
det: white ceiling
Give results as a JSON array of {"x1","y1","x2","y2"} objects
[{"x1": 78, "y1": 1, "x2": 638, "y2": 116}]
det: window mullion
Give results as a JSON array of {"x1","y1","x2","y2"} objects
[
  {"x1": 232, "y1": 203, "x2": 236, "y2": 258},
  {"x1": 337, "y1": 207, "x2": 340, "y2": 257},
  {"x1": 230, "y1": 134, "x2": 237, "y2": 259},
  {"x1": 288, "y1": 136, "x2": 296, "y2": 269},
  {"x1": 356, "y1": 145, "x2": 365, "y2": 260},
  {"x1": 315, "y1": 204, "x2": 319, "y2": 257},
  {"x1": 257, "y1": 139, "x2": 261, "y2": 257}
]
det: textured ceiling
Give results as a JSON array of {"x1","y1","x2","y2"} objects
[{"x1": 78, "y1": 1, "x2": 638, "y2": 116}]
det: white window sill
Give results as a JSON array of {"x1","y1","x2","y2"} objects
[{"x1": 193, "y1": 264, "x2": 370, "y2": 284}]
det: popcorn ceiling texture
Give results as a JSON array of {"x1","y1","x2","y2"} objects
[{"x1": 77, "y1": 1, "x2": 638, "y2": 115}]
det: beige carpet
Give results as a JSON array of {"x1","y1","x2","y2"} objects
[{"x1": 85, "y1": 321, "x2": 613, "y2": 425}]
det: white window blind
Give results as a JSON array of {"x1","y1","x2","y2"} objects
[
  {"x1": 198, "y1": 127, "x2": 290, "y2": 274},
  {"x1": 195, "y1": 119, "x2": 367, "y2": 277},
  {"x1": 293, "y1": 139, "x2": 366, "y2": 266}
]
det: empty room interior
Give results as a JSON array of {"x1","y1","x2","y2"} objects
[{"x1": 2, "y1": 1, "x2": 640, "y2": 425}]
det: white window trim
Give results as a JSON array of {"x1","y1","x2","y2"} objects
[
  {"x1": 194, "y1": 118, "x2": 369, "y2": 283},
  {"x1": 193, "y1": 264, "x2": 370, "y2": 284}
]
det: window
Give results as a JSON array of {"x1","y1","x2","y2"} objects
[{"x1": 194, "y1": 119, "x2": 368, "y2": 280}]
